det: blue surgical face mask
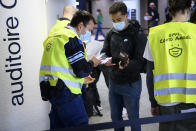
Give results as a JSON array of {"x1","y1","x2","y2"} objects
[
  {"x1": 112, "y1": 21, "x2": 126, "y2": 31},
  {"x1": 80, "y1": 31, "x2": 91, "y2": 43}
]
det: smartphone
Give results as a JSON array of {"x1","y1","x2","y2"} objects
[
  {"x1": 100, "y1": 57, "x2": 112, "y2": 64},
  {"x1": 97, "y1": 53, "x2": 107, "y2": 59}
]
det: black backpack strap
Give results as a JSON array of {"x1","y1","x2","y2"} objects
[
  {"x1": 128, "y1": 21, "x2": 147, "y2": 73},
  {"x1": 105, "y1": 28, "x2": 115, "y2": 56}
]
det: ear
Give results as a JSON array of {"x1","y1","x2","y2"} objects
[
  {"x1": 78, "y1": 22, "x2": 83, "y2": 30},
  {"x1": 75, "y1": 22, "x2": 82, "y2": 32},
  {"x1": 125, "y1": 13, "x2": 128, "y2": 19}
]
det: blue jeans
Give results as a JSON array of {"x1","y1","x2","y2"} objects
[
  {"x1": 109, "y1": 79, "x2": 142, "y2": 131},
  {"x1": 95, "y1": 24, "x2": 105, "y2": 40},
  {"x1": 49, "y1": 87, "x2": 88, "y2": 129}
]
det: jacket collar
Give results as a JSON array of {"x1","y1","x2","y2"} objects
[{"x1": 59, "y1": 17, "x2": 70, "y2": 21}]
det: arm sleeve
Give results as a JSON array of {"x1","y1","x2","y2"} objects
[
  {"x1": 143, "y1": 40, "x2": 158, "y2": 107},
  {"x1": 64, "y1": 37, "x2": 93, "y2": 78},
  {"x1": 148, "y1": 7, "x2": 152, "y2": 16},
  {"x1": 143, "y1": 40, "x2": 154, "y2": 62},
  {"x1": 146, "y1": 60, "x2": 158, "y2": 108},
  {"x1": 101, "y1": 31, "x2": 112, "y2": 57},
  {"x1": 151, "y1": 9, "x2": 159, "y2": 21}
]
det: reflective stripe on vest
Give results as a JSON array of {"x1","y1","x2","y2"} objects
[
  {"x1": 40, "y1": 76, "x2": 82, "y2": 88},
  {"x1": 39, "y1": 75, "x2": 82, "y2": 89},
  {"x1": 40, "y1": 65, "x2": 75, "y2": 77},
  {"x1": 39, "y1": 75, "x2": 58, "y2": 82},
  {"x1": 155, "y1": 87, "x2": 196, "y2": 96},
  {"x1": 61, "y1": 79, "x2": 82, "y2": 89},
  {"x1": 154, "y1": 73, "x2": 196, "y2": 82}
]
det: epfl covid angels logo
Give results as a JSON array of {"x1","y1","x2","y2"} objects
[{"x1": 169, "y1": 43, "x2": 183, "y2": 57}]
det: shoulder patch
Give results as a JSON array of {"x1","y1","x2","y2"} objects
[{"x1": 78, "y1": 39, "x2": 83, "y2": 45}]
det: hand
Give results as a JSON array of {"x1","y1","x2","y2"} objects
[
  {"x1": 148, "y1": 16, "x2": 152, "y2": 20},
  {"x1": 151, "y1": 107, "x2": 159, "y2": 116},
  {"x1": 84, "y1": 76, "x2": 95, "y2": 84},
  {"x1": 90, "y1": 56, "x2": 102, "y2": 67},
  {"x1": 105, "y1": 58, "x2": 116, "y2": 66},
  {"x1": 119, "y1": 59, "x2": 130, "y2": 70}
]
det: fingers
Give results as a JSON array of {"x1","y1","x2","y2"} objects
[
  {"x1": 84, "y1": 76, "x2": 95, "y2": 84},
  {"x1": 88, "y1": 78, "x2": 95, "y2": 84},
  {"x1": 105, "y1": 59, "x2": 116, "y2": 66},
  {"x1": 151, "y1": 107, "x2": 159, "y2": 116},
  {"x1": 119, "y1": 61, "x2": 124, "y2": 70}
]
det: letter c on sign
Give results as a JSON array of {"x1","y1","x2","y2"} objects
[{"x1": 0, "y1": 0, "x2": 17, "y2": 9}]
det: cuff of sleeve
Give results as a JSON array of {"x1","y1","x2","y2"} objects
[
  {"x1": 81, "y1": 78, "x2": 85, "y2": 85},
  {"x1": 151, "y1": 100, "x2": 158, "y2": 108},
  {"x1": 88, "y1": 60, "x2": 94, "y2": 67}
]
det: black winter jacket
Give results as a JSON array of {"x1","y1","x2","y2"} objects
[{"x1": 101, "y1": 24, "x2": 147, "y2": 84}]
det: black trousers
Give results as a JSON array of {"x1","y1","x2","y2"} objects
[
  {"x1": 159, "y1": 103, "x2": 196, "y2": 131},
  {"x1": 85, "y1": 66, "x2": 110, "y2": 116}
]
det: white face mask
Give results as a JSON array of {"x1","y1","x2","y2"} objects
[
  {"x1": 191, "y1": 1, "x2": 195, "y2": 8},
  {"x1": 80, "y1": 31, "x2": 91, "y2": 43},
  {"x1": 144, "y1": 16, "x2": 149, "y2": 21},
  {"x1": 112, "y1": 21, "x2": 126, "y2": 31}
]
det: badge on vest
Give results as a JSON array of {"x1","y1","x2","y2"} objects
[{"x1": 46, "y1": 42, "x2": 52, "y2": 52}]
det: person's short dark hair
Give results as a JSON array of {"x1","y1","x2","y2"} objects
[
  {"x1": 190, "y1": 9, "x2": 196, "y2": 23},
  {"x1": 169, "y1": 0, "x2": 192, "y2": 17},
  {"x1": 109, "y1": 2, "x2": 127, "y2": 15},
  {"x1": 168, "y1": 0, "x2": 173, "y2": 6},
  {"x1": 70, "y1": 11, "x2": 96, "y2": 27}
]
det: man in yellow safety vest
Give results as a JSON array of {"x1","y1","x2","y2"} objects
[{"x1": 40, "y1": 11, "x2": 101, "y2": 129}]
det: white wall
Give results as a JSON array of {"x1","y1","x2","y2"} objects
[
  {"x1": 0, "y1": 0, "x2": 77, "y2": 130},
  {"x1": 45, "y1": 0, "x2": 76, "y2": 34},
  {"x1": 0, "y1": 0, "x2": 49, "y2": 130},
  {"x1": 123, "y1": 0, "x2": 141, "y2": 23},
  {"x1": 91, "y1": 0, "x2": 114, "y2": 34},
  {"x1": 158, "y1": 0, "x2": 167, "y2": 24}
]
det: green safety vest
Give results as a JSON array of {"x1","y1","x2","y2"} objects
[
  {"x1": 149, "y1": 22, "x2": 196, "y2": 104},
  {"x1": 49, "y1": 20, "x2": 70, "y2": 36},
  {"x1": 40, "y1": 27, "x2": 87, "y2": 95}
]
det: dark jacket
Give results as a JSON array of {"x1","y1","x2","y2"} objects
[
  {"x1": 101, "y1": 24, "x2": 147, "y2": 84},
  {"x1": 148, "y1": 7, "x2": 160, "y2": 21}
]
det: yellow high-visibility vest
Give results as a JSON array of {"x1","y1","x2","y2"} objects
[
  {"x1": 49, "y1": 19, "x2": 70, "y2": 36},
  {"x1": 40, "y1": 27, "x2": 87, "y2": 95},
  {"x1": 149, "y1": 22, "x2": 196, "y2": 104}
]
